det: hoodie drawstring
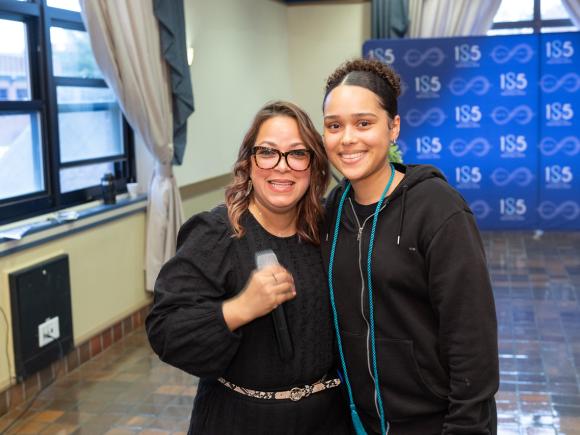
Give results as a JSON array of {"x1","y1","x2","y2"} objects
[
  {"x1": 396, "y1": 185, "x2": 408, "y2": 246},
  {"x1": 328, "y1": 163, "x2": 395, "y2": 435}
]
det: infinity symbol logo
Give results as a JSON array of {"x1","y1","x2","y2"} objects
[
  {"x1": 405, "y1": 108, "x2": 446, "y2": 127},
  {"x1": 470, "y1": 200, "x2": 492, "y2": 219},
  {"x1": 448, "y1": 76, "x2": 491, "y2": 96},
  {"x1": 449, "y1": 138, "x2": 491, "y2": 157},
  {"x1": 403, "y1": 47, "x2": 445, "y2": 67},
  {"x1": 538, "y1": 201, "x2": 580, "y2": 220},
  {"x1": 540, "y1": 73, "x2": 580, "y2": 93},
  {"x1": 491, "y1": 105, "x2": 534, "y2": 125},
  {"x1": 539, "y1": 136, "x2": 580, "y2": 156},
  {"x1": 490, "y1": 167, "x2": 534, "y2": 187},
  {"x1": 490, "y1": 44, "x2": 534, "y2": 64}
]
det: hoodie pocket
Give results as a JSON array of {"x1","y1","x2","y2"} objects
[
  {"x1": 375, "y1": 337, "x2": 448, "y2": 420},
  {"x1": 340, "y1": 331, "x2": 448, "y2": 422}
]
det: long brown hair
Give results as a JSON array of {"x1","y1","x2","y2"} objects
[{"x1": 224, "y1": 101, "x2": 329, "y2": 245}]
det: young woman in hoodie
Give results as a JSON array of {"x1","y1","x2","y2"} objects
[{"x1": 320, "y1": 58, "x2": 499, "y2": 435}]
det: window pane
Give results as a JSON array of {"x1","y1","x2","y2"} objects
[
  {"x1": 542, "y1": 26, "x2": 578, "y2": 33},
  {"x1": 541, "y1": 0, "x2": 570, "y2": 20},
  {"x1": 60, "y1": 162, "x2": 115, "y2": 193},
  {"x1": 0, "y1": 113, "x2": 44, "y2": 201},
  {"x1": 0, "y1": 19, "x2": 31, "y2": 101},
  {"x1": 47, "y1": 0, "x2": 81, "y2": 12},
  {"x1": 493, "y1": 0, "x2": 534, "y2": 22},
  {"x1": 488, "y1": 27, "x2": 535, "y2": 36},
  {"x1": 50, "y1": 27, "x2": 102, "y2": 79},
  {"x1": 57, "y1": 86, "x2": 123, "y2": 163}
]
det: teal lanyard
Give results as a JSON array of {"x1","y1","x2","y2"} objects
[{"x1": 328, "y1": 163, "x2": 395, "y2": 435}]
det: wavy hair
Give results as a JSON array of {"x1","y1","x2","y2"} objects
[{"x1": 224, "y1": 101, "x2": 329, "y2": 245}]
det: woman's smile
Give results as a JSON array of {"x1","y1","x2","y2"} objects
[
  {"x1": 267, "y1": 178, "x2": 296, "y2": 192},
  {"x1": 338, "y1": 150, "x2": 366, "y2": 164}
]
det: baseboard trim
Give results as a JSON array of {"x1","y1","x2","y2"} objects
[{"x1": 0, "y1": 303, "x2": 151, "y2": 419}]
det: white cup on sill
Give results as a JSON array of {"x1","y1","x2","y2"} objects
[{"x1": 126, "y1": 182, "x2": 139, "y2": 199}]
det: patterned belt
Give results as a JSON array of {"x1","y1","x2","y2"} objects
[{"x1": 217, "y1": 376, "x2": 341, "y2": 401}]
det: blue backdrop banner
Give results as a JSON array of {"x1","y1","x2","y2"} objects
[
  {"x1": 538, "y1": 33, "x2": 580, "y2": 229},
  {"x1": 363, "y1": 32, "x2": 579, "y2": 230}
]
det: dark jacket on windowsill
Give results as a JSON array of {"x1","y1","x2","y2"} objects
[{"x1": 321, "y1": 163, "x2": 499, "y2": 435}]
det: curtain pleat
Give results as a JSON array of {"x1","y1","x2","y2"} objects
[
  {"x1": 408, "y1": 0, "x2": 502, "y2": 38},
  {"x1": 80, "y1": 0, "x2": 186, "y2": 291},
  {"x1": 372, "y1": 0, "x2": 409, "y2": 39},
  {"x1": 561, "y1": 0, "x2": 580, "y2": 28}
]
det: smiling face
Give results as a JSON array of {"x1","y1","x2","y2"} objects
[
  {"x1": 250, "y1": 116, "x2": 311, "y2": 215},
  {"x1": 323, "y1": 85, "x2": 400, "y2": 189}
]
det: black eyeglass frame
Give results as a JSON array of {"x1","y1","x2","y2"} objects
[{"x1": 251, "y1": 146, "x2": 314, "y2": 171}]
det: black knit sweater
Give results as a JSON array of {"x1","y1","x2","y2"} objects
[{"x1": 146, "y1": 206, "x2": 352, "y2": 434}]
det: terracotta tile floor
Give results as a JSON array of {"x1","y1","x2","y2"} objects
[
  {"x1": 0, "y1": 231, "x2": 579, "y2": 434},
  {"x1": 0, "y1": 331, "x2": 196, "y2": 434}
]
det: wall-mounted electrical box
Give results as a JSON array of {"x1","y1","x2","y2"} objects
[{"x1": 9, "y1": 255, "x2": 74, "y2": 380}]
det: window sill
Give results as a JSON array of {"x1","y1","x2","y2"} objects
[{"x1": 0, "y1": 194, "x2": 147, "y2": 258}]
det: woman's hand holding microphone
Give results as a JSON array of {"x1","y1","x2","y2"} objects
[{"x1": 222, "y1": 264, "x2": 296, "y2": 331}]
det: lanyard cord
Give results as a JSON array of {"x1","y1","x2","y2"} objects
[{"x1": 328, "y1": 163, "x2": 395, "y2": 435}]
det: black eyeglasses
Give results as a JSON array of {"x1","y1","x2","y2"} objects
[{"x1": 251, "y1": 146, "x2": 313, "y2": 171}]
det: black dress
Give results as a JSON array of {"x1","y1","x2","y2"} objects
[{"x1": 146, "y1": 206, "x2": 352, "y2": 435}]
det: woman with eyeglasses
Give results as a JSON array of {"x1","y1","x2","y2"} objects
[{"x1": 146, "y1": 101, "x2": 352, "y2": 435}]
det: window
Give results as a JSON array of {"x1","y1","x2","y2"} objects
[
  {"x1": 0, "y1": 0, "x2": 134, "y2": 225},
  {"x1": 47, "y1": 0, "x2": 81, "y2": 12},
  {"x1": 489, "y1": 0, "x2": 579, "y2": 35}
]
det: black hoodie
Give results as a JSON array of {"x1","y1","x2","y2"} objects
[{"x1": 321, "y1": 163, "x2": 499, "y2": 435}]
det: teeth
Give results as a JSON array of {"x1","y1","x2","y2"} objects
[{"x1": 341, "y1": 152, "x2": 363, "y2": 160}]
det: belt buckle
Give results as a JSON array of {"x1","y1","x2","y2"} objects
[{"x1": 289, "y1": 387, "x2": 306, "y2": 401}]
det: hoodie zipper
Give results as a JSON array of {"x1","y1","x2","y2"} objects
[{"x1": 347, "y1": 196, "x2": 389, "y2": 426}]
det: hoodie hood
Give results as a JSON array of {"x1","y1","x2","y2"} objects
[
  {"x1": 327, "y1": 163, "x2": 448, "y2": 244},
  {"x1": 392, "y1": 163, "x2": 447, "y2": 194},
  {"x1": 334, "y1": 163, "x2": 447, "y2": 202}
]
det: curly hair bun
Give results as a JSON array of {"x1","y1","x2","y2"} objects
[{"x1": 325, "y1": 58, "x2": 401, "y2": 97}]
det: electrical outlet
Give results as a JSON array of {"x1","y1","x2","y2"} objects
[{"x1": 38, "y1": 316, "x2": 60, "y2": 347}]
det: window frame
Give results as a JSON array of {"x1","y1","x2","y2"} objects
[
  {"x1": 0, "y1": 0, "x2": 134, "y2": 225},
  {"x1": 490, "y1": 0, "x2": 576, "y2": 33}
]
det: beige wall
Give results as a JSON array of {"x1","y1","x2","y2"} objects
[
  {"x1": 175, "y1": 0, "x2": 293, "y2": 186},
  {"x1": 0, "y1": 213, "x2": 149, "y2": 390},
  {"x1": 287, "y1": 1, "x2": 371, "y2": 130},
  {"x1": 181, "y1": 174, "x2": 231, "y2": 218}
]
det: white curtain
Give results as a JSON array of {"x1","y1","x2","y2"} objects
[
  {"x1": 409, "y1": 0, "x2": 502, "y2": 37},
  {"x1": 80, "y1": 0, "x2": 184, "y2": 291},
  {"x1": 561, "y1": 0, "x2": 580, "y2": 27}
]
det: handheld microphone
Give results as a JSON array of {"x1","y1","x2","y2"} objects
[{"x1": 255, "y1": 249, "x2": 294, "y2": 361}]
